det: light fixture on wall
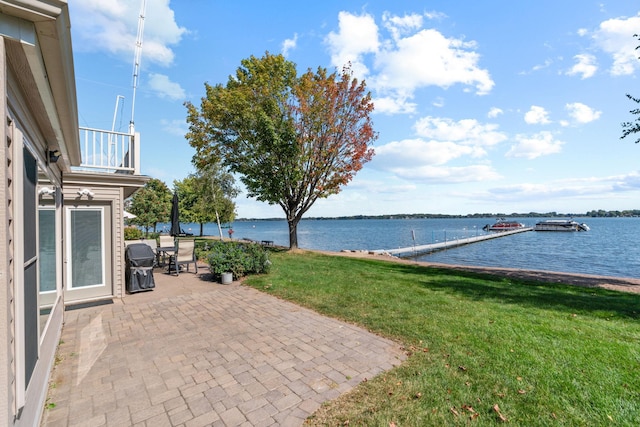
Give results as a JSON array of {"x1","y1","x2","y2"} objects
[
  {"x1": 77, "y1": 188, "x2": 95, "y2": 198},
  {"x1": 48, "y1": 149, "x2": 61, "y2": 163},
  {"x1": 39, "y1": 187, "x2": 56, "y2": 197}
]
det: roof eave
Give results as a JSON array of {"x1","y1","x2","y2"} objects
[{"x1": 1, "y1": 0, "x2": 81, "y2": 166}]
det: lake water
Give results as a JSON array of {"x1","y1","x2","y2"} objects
[{"x1": 168, "y1": 217, "x2": 639, "y2": 279}]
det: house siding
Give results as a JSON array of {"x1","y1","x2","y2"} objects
[
  {"x1": 5, "y1": 64, "x2": 65, "y2": 427},
  {"x1": 1, "y1": 3, "x2": 147, "y2": 425},
  {"x1": 1, "y1": 6, "x2": 67, "y2": 425},
  {"x1": 0, "y1": 37, "x2": 14, "y2": 425}
]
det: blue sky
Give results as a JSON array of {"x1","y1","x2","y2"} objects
[{"x1": 70, "y1": 1, "x2": 640, "y2": 218}]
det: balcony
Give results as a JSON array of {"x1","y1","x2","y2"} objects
[{"x1": 73, "y1": 127, "x2": 141, "y2": 175}]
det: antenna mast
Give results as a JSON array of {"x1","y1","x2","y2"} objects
[
  {"x1": 130, "y1": 0, "x2": 147, "y2": 134},
  {"x1": 112, "y1": 95, "x2": 124, "y2": 132}
]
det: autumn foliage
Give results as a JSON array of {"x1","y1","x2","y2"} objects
[{"x1": 185, "y1": 52, "x2": 377, "y2": 248}]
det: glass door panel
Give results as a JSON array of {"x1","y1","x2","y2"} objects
[
  {"x1": 38, "y1": 207, "x2": 57, "y2": 332},
  {"x1": 65, "y1": 205, "x2": 112, "y2": 302},
  {"x1": 69, "y1": 209, "x2": 104, "y2": 288}
]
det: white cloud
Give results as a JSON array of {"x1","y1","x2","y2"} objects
[
  {"x1": 71, "y1": 0, "x2": 187, "y2": 67},
  {"x1": 374, "y1": 139, "x2": 484, "y2": 168},
  {"x1": 565, "y1": 102, "x2": 602, "y2": 124},
  {"x1": 485, "y1": 171, "x2": 640, "y2": 202},
  {"x1": 347, "y1": 178, "x2": 417, "y2": 194},
  {"x1": 414, "y1": 116, "x2": 507, "y2": 146},
  {"x1": 372, "y1": 95, "x2": 417, "y2": 114},
  {"x1": 382, "y1": 12, "x2": 423, "y2": 41},
  {"x1": 148, "y1": 73, "x2": 186, "y2": 100},
  {"x1": 520, "y1": 58, "x2": 553, "y2": 75},
  {"x1": 487, "y1": 107, "x2": 503, "y2": 118},
  {"x1": 160, "y1": 118, "x2": 188, "y2": 137},
  {"x1": 482, "y1": 181, "x2": 593, "y2": 203},
  {"x1": 373, "y1": 28, "x2": 494, "y2": 96},
  {"x1": 506, "y1": 131, "x2": 564, "y2": 159},
  {"x1": 282, "y1": 33, "x2": 298, "y2": 56},
  {"x1": 593, "y1": 13, "x2": 640, "y2": 76},
  {"x1": 532, "y1": 58, "x2": 553, "y2": 72},
  {"x1": 390, "y1": 164, "x2": 501, "y2": 183},
  {"x1": 611, "y1": 171, "x2": 640, "y2": 191},
  {"x1": 524, "y1": 105, "x2": 551, "y2": 125},
  {"x1": 424, "y1": 11, "x2": 448, "y2": 20},
  {"x1": 325, "y1": 12, "x2": 380, "y2": 78},
  {"x1": 326, "y1": 11, "x2": 494, "y2": 115},
  {"x1": 566, "y1": 54, "x2": 598, "y2": 79},
  {"x1": 372, "y1": 115, "x2": 507, "y2": 184}
]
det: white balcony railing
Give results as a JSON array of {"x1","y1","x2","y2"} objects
[{"x1": 74, "y1": 127, "x2": 140, "y2": 174}]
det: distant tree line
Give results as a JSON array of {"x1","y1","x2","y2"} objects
[
  {"x1": 237, "y1": 210, "x2": 640, "y2": 221},
  {"x1": 584, "y1": 210, "x2": 640, "y2": 217}
]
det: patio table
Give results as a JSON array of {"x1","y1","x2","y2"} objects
[{"x1": 157, "y1": 246, "x2": 176, "y2": 267}]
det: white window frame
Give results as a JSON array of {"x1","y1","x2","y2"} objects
[
  {"x1": 65, "y1": 206, "x2": 106, "y2": 290},
  {"x1": 13, "y1": 127, "x2": 26, "y2": 412}
]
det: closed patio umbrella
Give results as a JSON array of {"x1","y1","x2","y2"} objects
[{"x1": 170, "y1": 192, "x2": 181, "y2": 237}]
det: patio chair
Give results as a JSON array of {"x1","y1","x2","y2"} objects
[
  {"x1": 159, "y1": 235, "x2": 175, "y2": 249},
  {"x1": 168, "y1": 239, "x2": 198, "y2": 275},
  {"x1": 158, "y1": 235, "x2": 176, "y2": 266},
  {"x1": 179, "y1": 228, "x2": 194, "y2": 237},
  {"x1": 141, "y1": 239, "x2": 159, "y2": 266}
]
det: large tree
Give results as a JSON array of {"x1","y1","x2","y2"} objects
[
  {"x1": 621, "y1": 34, "x2": 640, "y2": 143},
  {"x1": 185, "y1": 52, "x2": 376, "y2": 248},
  {"x1": 174, "y1": 164, "x2": 239, "y2": 237},
  {"x1": 128, "y1": 178, "x2": 172, "y2": 235}
]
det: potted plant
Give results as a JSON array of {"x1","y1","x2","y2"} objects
[
  {"x1": 220, "y1": 272, "x2": 233, "y2": 285},
  {"x1": 207, "y1": 243, "x2": 242, "y2": 284},
  {"x1": 206, "y1": 241, "x2": 270, "y2": 284}
]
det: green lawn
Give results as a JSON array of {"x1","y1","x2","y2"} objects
[{"x1": 244, "y1": 250, "x2": 640, "y2": 426}]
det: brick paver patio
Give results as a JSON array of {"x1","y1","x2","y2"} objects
[{"x1": 41, "y1": 265, "x2": 405, "y2": 426}]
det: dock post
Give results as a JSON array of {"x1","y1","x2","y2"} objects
[{"x1": 411, "y1": 229, "x2": 416, "y2": 256}]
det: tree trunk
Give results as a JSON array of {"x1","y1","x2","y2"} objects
[
  {"x1": 210, "y1": 183, "x2": 224, "y2": 240},
  {"x1": 214, "y1": 208, "x2": 224, "y2": 240},
  {"x1": 287, "y1": 218, "x2": 298, "y2": 249},
  {"x1": 199, "y1": 222, "x2": 204, "y2": 237}
]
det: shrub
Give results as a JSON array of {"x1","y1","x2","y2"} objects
[
  {"x1": 194, "y1": 239, "x2": 212, "y2": 261},
  {"x1": 124, "y1": 226, "x2": 143, "y2": 240},
  {"x1": 206, "y1": 241, "x2": 271, "y2": 280}
]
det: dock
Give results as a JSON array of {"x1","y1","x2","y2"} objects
[{"x1": 368, "y1": 227, "x2": 533, "y2": 257}]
